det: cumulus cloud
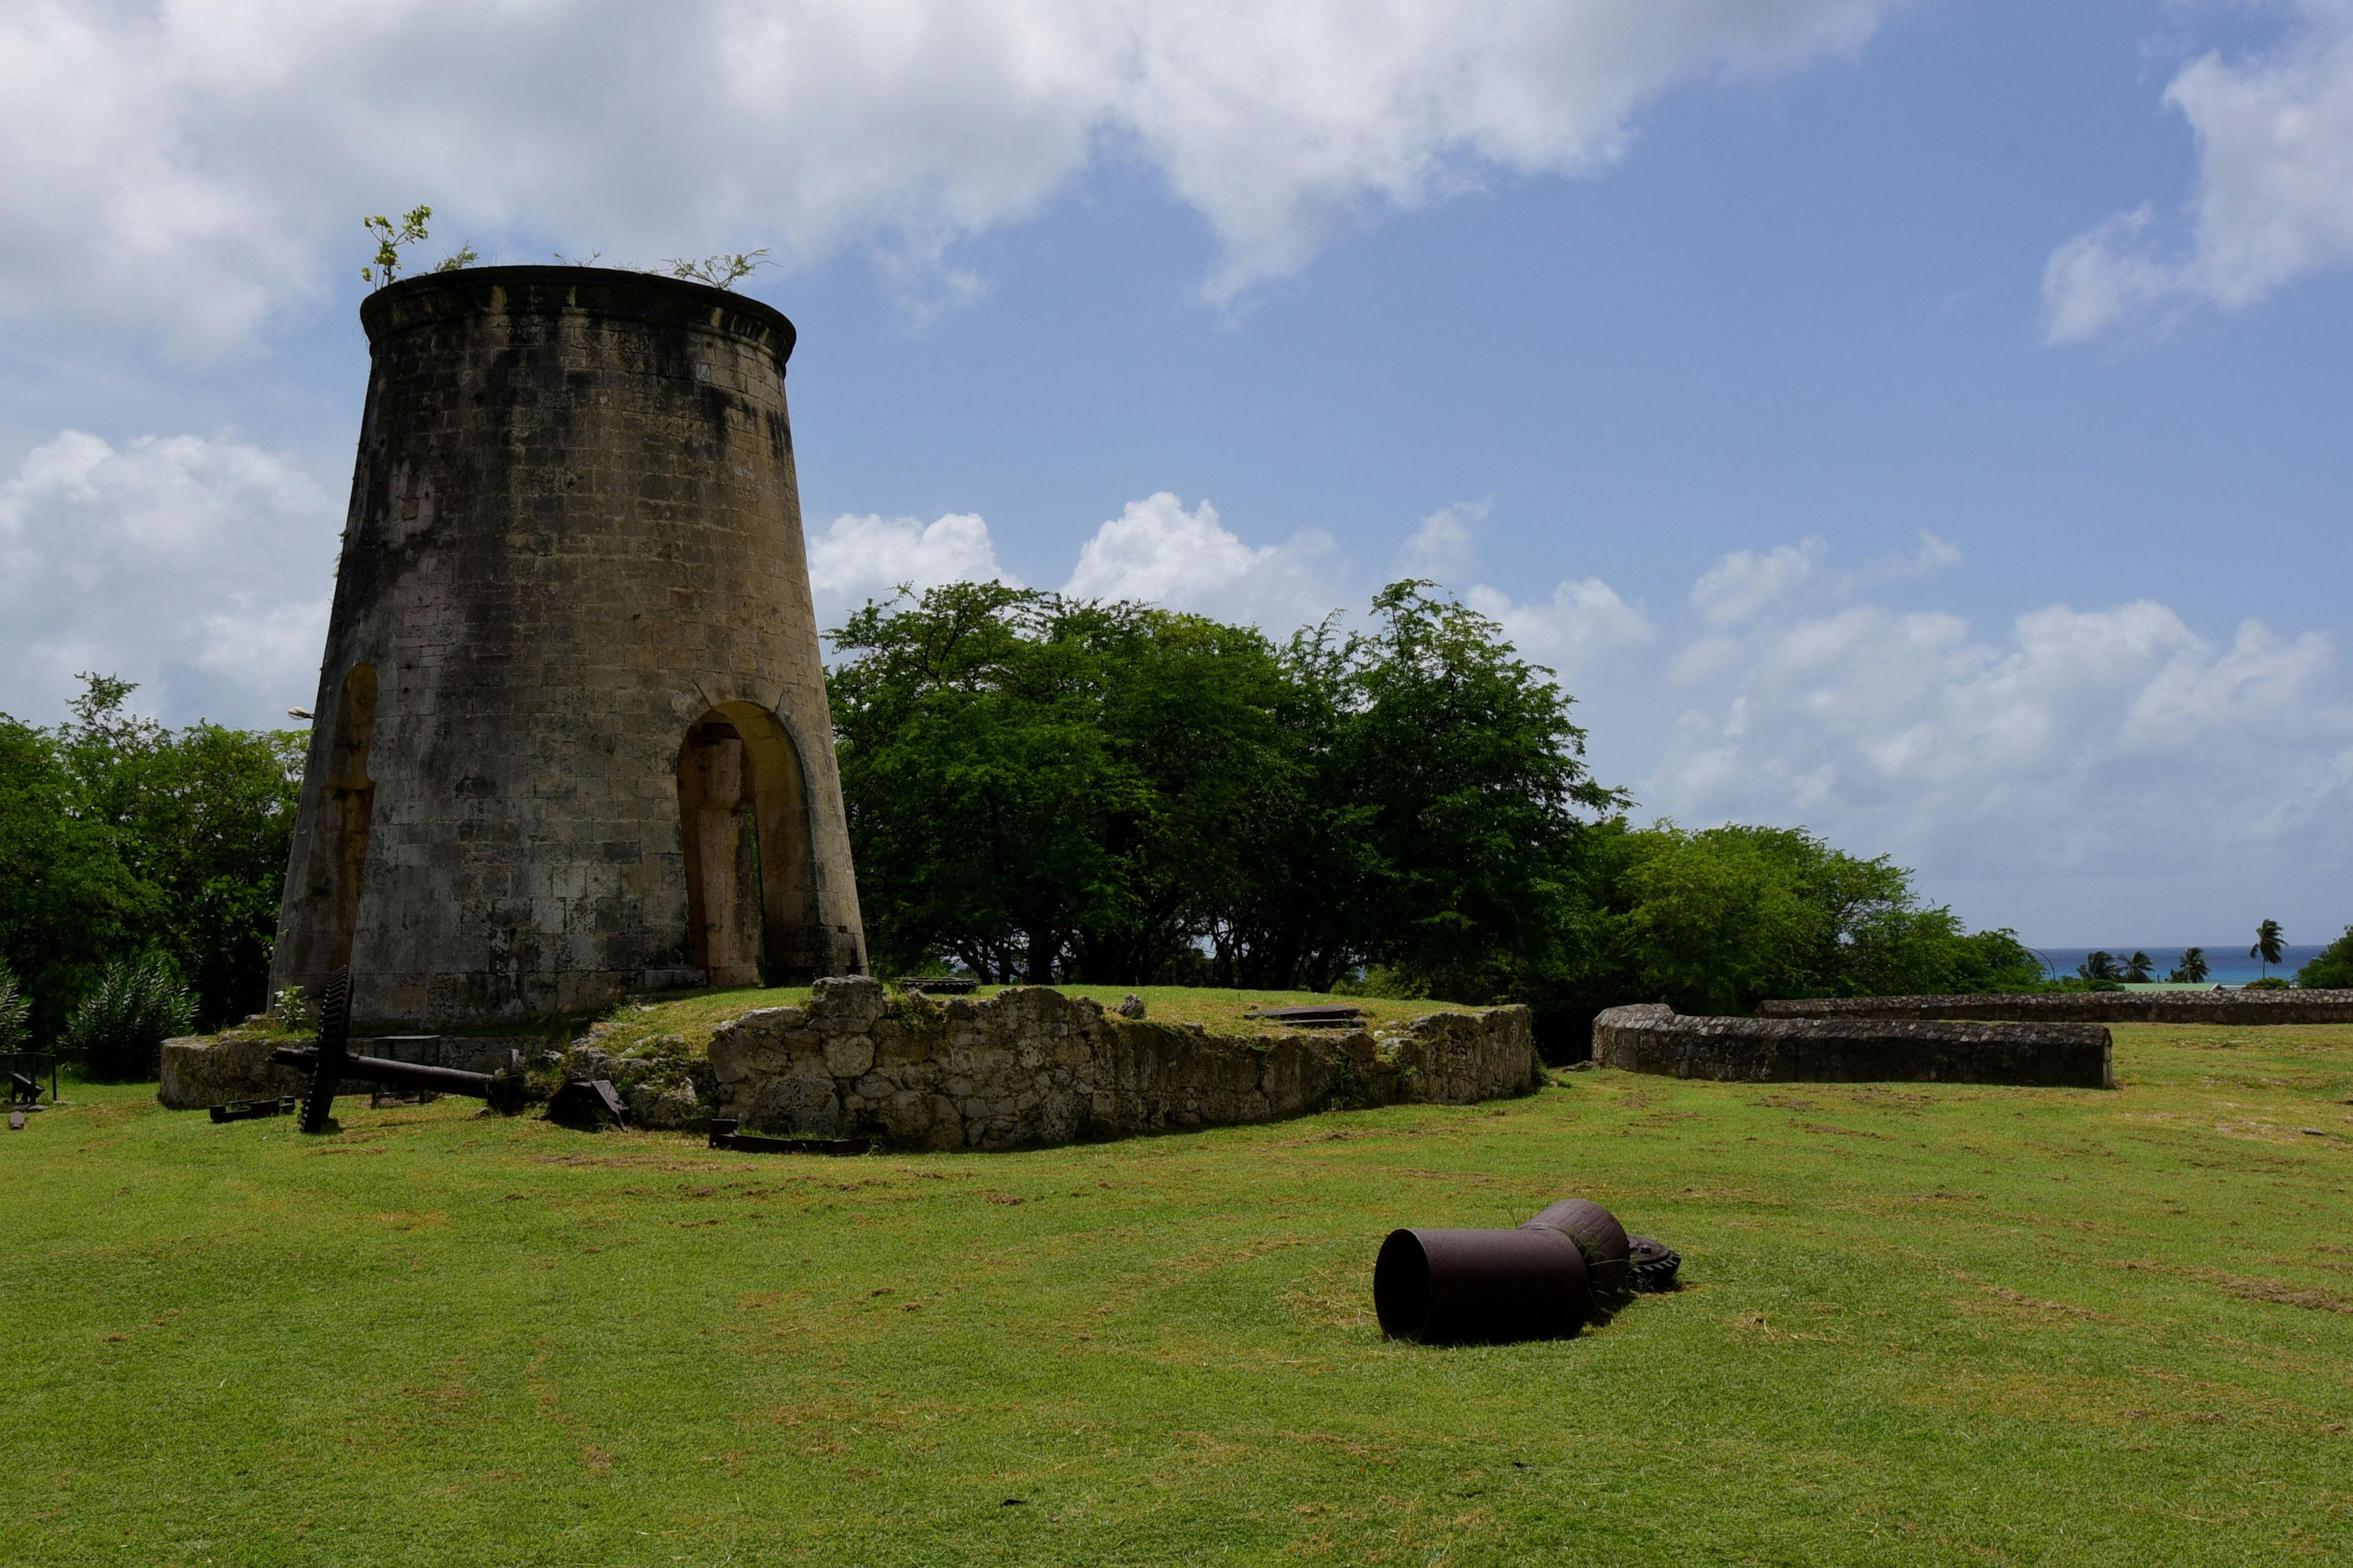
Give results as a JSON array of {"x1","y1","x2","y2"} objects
[
  {"x1": 1391, "y1": 500, "x2": 1487, "y2": 582},
  {"x1": 1064, "y1": 492, "x2": 1345, "y2": 629},
  {"x1": 806, "y1": 510, "x2": 1019, "y2": 634},
  {"x1": 1463, "y1": 579, "x2": 1654, "y2": 684},
  {"x1": 0, "y1": 430, "x2": 338, "y2": 727},
  {"x1": 1644, "y1": 579, "x2": 2353, "y2": 921},
  {"x1": 0, "y1": 0, "x2": 1902, "y2": 347},
  {"x1": 1689, "y1": 537, "x2": 1825, "y2": 625},
  {"x1": 2045, "y1": 2, "x2": 2353, "y2": 341}
]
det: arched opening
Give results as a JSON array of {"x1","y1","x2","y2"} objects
[
  {"x1": 677, "y1": 702, "x2": 825, "y2": 986},
  {"x1": 302, "y1": 663, "x2": 379, "y2": 973}
]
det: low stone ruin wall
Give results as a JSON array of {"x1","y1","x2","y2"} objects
[
  {"x1": 710, "y1": 978, "x2": 1539, "y2": 1151},
  {"x1": 157, "y1": 1032, "x2": 525, "y2": 1110},
  {"x1": 159, "y1": 1036, "x2": 311, "y2": 1109},
  {"x1": 1592, "y1": 1003, "x2": 2112, "y2": 1089},
  {"x1": 1757, "y1": 991, "x2": 2353, "y2": 1027}
]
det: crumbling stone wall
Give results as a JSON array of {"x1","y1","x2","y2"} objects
[
  {"x1": 1593, "y1": 1002, "x2": 2112, "y2": 1088},
  {"x1": 1757, "y1": 991, "x2": 2353, "y2": 1026},
  {"x1": 710, "y1": 979, "x2": 1540, "y2": 1150}
]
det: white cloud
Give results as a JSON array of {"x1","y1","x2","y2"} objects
[
  {"x1": 2045, "y1": 3, "x2": 2353, "y2": 342},
  {"x1": 1839, "y1": 528, "x2": 1961, "y2": 588},
  {"x1": 1064, "y1": 492, "x2": 1344, "y2": 629},
  {"x1": 1645, "y1": 581, "x2": 2353, "y2": 908},
  {"x1": 1391, "y1": 500, "x2": 1487, "y2": 582},
  {"x1": 806, "y1": 510, "x2": 1018, "y2": 633},
  {"x1": 1463, "y1": 579, "x2": 1654, "y2": 684},
  {"x1": 0, "y1": 0, "x2": 1903, "y2": 347},
  {"x1": 0, "y1": 430, "x2": 338, "y2": 727},
  {"x1": 1689, "y1": 537, "x2": 1825, "y2": 624}
]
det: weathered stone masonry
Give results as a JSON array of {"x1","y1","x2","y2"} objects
[
  {"x1": 708, "y1": 979, "x2": 1541, "y2": 1150},
  {"x1": 1759, "y1": 991, "x2": 2353, "y2": 1027},
  {"x1": 271, "y1": 266, "x2": 864, "y2": 1032},
  {"x1": 1593, "y1": 1002, "x2": 2113, "y2": 1089}
]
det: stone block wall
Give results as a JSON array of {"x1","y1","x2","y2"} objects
[
  {"x1": 157, "y1": 1032, "x2": 526, "y2": 1110},
  {"x1": 709, "y1": 979, "x2": 1540, "y2": 1150},
  {"x1": 1592, "y1": 1002, "x2": 2112, "y2": 1088},
  {"x1": 1757, "y1": 991, "x2": 2353, "y2": 1027}
]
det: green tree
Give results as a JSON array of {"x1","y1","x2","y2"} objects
[
  {"x1": 830, "y1": 583, "x2": 1156, "y2": 983},
  {"x1": 1326, "y1": 582, "x2": 1619, "y2": 999},
  {"x1": 2078, "y1": 950, "x2": 2121, "y2": 982},
  {"x1": 2250, "y1": 918, "x2": 2285, "y2": 979},
  {"x1": 2295, "y1": 928, "x2": 2353, "y2": 989},
  {"x1": 2123, "y1": 950, "x2": 2156, "y2": 983},
  {"x1": 0, "y1": 963, "x2": 29, "y2": 1053},
  {"x1": 2168, "y1": 947, "x2": 2211, "y2": 983},
  {"x1": 1562, "y1": 822, "x2": 2037, "y2": 1021},
  {"x1": 0, "y1": 676, "x2": 301, "y2": 1045},
  {"x1": 66, "y1": 953, "x2": 192, "y2": 1080}
]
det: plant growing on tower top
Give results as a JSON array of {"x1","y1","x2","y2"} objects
[{"x1": 361, "y1": 206, "x2": 478, "y2": 288}]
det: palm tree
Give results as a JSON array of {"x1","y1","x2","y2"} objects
[
  {"x1": 2169, "y1": 947, "x2": 2211, "y2": 983},
  {"x1": 2251, "y1": 919, "x2": 2285, "y2": 979},
  {"x1": 2123, "y1": 950, "x2": 2156, "y2": 983},
  {"x1": 2078, "y1": 950, "x2": 2121, "y2": 982}
]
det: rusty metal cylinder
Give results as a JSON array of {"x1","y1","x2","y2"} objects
[
  {"x1": 1373, "y1": 1227, "x2": 1590, "y2": 1343},
  {"x1": 1522, "y1": 1198, "x2": 1632, "y2": 1297}
]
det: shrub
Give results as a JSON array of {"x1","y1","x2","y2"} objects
[
  {"x1": 2296, "y1": 926, "x2": 2353, "y2": 989},
  {"x1": 66, "y1": 954, "x2": 193, "y2": 1080},
  {"x1": 2241, "y1": 976, "x2": 2292, "y2": 992},
  {"x1": 0, "y1": 964, "x2": 29, "y2": 1052}
]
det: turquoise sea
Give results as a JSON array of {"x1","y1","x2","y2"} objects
[{"x1": 2036, "y1": 944, "x2": 2329, "y2": 987}]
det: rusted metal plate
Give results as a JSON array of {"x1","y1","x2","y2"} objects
[
  {"x1": 1372, "y1": 1226, "x2": 1589, "y2": 1344},
  {"x1": 209, "y1": 1098, "x2": 296, "y2": 1123},
  {"x1": 1245, "y1": 1004, "x2": 1366, "y2": 1030},
  {"x1": 544, "y1": 1077, "x2": 629, "y2": 1130},
  {"x1": 706, "y1": 1118, "x2": 869, "y2": 1156}
]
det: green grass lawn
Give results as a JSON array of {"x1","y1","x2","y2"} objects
[{"x1": 7, "y1": 1015, "x2": 2353, "y2": 1565}]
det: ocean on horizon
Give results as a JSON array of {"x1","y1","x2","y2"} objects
[{"x1": 2033, "y1": 944, "x2": 2330, "y2": 987}]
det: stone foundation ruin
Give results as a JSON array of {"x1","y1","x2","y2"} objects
[
  {"x1": 705, "y1": 980, "x2": 1537, "y2": 1149},
  {"x1": 1758, "y1": 991, "x2": 2353, "y2": 1026},
  {"x1": 1592, "y1": 1002, "x2": 2112, "y2": 1089}
]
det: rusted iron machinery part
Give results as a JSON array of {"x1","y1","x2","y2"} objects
[
  {"x1": 1627, "y1": 1235, "x2": 1681, "y2": 1292},
  {"x1": 1373, "y1": 1227, "x2": 1591, "y2": 1344},
  {"x1": 297, "y1": 967, "x2": 354, "y2": 1135},
  {"x1": 1521, "y1": 1198, "x2": 1633, "y2": 1302}
]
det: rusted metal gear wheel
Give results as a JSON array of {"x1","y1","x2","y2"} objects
[{"x1": 1626, "y1": 1235, "x2": 1681, "y2": 1292}]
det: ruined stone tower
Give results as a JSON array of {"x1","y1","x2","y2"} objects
[{"x1": 270, "y1": 266, "x2": 865, "y2": 1029}]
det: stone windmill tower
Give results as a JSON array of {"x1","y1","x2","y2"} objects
[{"x1": 269, "y1": 267, "x2": 866, "y2": 1030}]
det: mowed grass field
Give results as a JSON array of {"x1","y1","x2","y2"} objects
[{"x1": 6, "y1": 1012, "x2": 2353, "y2": 1565}]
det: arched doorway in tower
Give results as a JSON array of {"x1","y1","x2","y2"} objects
[{"x1": 676, "y1": 702, "x2": 827, "y2": 986}]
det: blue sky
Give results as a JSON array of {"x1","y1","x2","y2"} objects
[{"x1": 3, "y1": 0, "x2": 2350, "y2": 946}]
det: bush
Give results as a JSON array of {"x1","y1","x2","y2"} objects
[
  {"x1": 65, "y1": 954, "x2": 192, "y2": 1080},
  {"x1": 0, "y1": 963, "x2": 28, "y2": 1052},
  {"x1": 2242, "y1": 976, "x2": 2292, "y2": 992},
  {"x1": 2296, "y1": 926, "x2": 2353, "y2": 989}
]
